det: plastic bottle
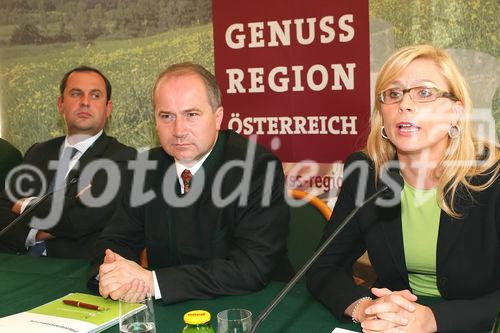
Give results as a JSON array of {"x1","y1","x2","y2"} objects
[{"x1": 182, "y1": 310, "x2": 215, "y2": 333}]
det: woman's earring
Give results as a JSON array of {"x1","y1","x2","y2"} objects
[
  {"x1": 381, "y1": 126, "x2": 389, "y2": 139},
  {"x1": 448, "y1": 124, "x2": 460, "y2": 139}
]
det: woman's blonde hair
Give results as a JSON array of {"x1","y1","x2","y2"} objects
[{"x1": 365, "y1": 44, "x2": 499, "y2": 218}]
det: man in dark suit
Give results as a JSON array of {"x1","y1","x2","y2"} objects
[
  {"x1": 0, "y1": 138, "x2": 22, "y2": 191},
  {"x1": 92, "y1": 63, "x2": 291, "y2": 304},
  {"x1": 0, "y1": 66, "x2": 136, "y2": 259}
]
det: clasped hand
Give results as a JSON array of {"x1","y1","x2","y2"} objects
[
  {"x1": 358, "y1": 288, "x2": 437, "y2": 333},
  {"x1": 98, "y1": 249, "x2": 153, "y2": 302}
]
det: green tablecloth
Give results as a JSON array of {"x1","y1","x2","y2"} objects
[{"x1": 0, "y1": 254, "x2": 360, "y2": 332}]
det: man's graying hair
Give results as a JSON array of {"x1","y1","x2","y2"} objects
[{"x1": 151, "y1": 62, "x2": 222, "y2": 112}]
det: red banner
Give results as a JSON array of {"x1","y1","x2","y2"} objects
[{"x1": 213, "y1": 0, "x2": 370, "y2": 164}]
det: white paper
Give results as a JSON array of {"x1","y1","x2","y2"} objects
[
  {"x1": 0, "y1": 312, "x2": 96, "y2": 333},
  {"x1": 331, "y1": 328, "x2": 360, "y2": 333}
]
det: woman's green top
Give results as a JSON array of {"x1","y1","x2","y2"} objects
[{"x1": 401, "y1": 181, "x2": 441, "y2": 297}]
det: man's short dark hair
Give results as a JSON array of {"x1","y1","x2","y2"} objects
[
  {"x1": 60, "y1": 66, "x2": 112, "y2": 102},
  {"x1": 151, "y1": 62, "x2": 221, "y2": 111}
]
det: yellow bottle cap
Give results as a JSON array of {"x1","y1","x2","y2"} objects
[{"x1": 183, "y1": 310, "x2": 211, "y2": 325}]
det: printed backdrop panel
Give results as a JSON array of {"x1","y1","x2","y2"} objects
[{"x1": 213, "y1": 0, "x2": 370, "y2": 164}]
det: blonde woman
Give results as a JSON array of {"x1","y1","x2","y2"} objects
[{"x1": 307, "y1": 45, "x2": 499, "y2": 333}]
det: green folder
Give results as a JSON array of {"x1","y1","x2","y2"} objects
[{"x1": 0, "y1": 292, "x2": 145, "y2": 333}]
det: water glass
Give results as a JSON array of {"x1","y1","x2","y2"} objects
[
  {"x1": 119, "y1": 296, "x2": 156, "y2": 333},
  {"x1": 217, "y1": 308, "x2": 252, "y2": 333}
]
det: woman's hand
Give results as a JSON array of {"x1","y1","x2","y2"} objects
[{"x1": 360, "y1": 288, "x2": 437, "y2": 333}]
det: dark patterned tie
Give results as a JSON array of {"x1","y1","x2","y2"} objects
[
  {"x1": 181, "y1": 169, "x2": 192, "y2": 194},
  {"x1": 50, "y1": 146, "x2": 78, "y2": 191}
]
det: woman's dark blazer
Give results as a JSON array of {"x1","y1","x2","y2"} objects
[{"x1": 307, "y1": 151, "x2": 500, "y2": 333}]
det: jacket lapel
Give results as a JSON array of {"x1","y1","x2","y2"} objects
[
  {"x1": 378, "y1": 159, "x2": 408, "y2": 282},
  {"x1": 436, "y1": 211, "x2": 465, "y2": 269},
  {"x1": 379, "y1": 204, "x2": 409, "y2": 282},
  {"x1": 196, "y1": 131, "x2": 227, "y2": 197},
  {"x1": 43, "y1": 138, "x2": 65, "y2": 194},
  {"x1": 156, "y1": 154, "x2": 179, "y2": 266}
]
